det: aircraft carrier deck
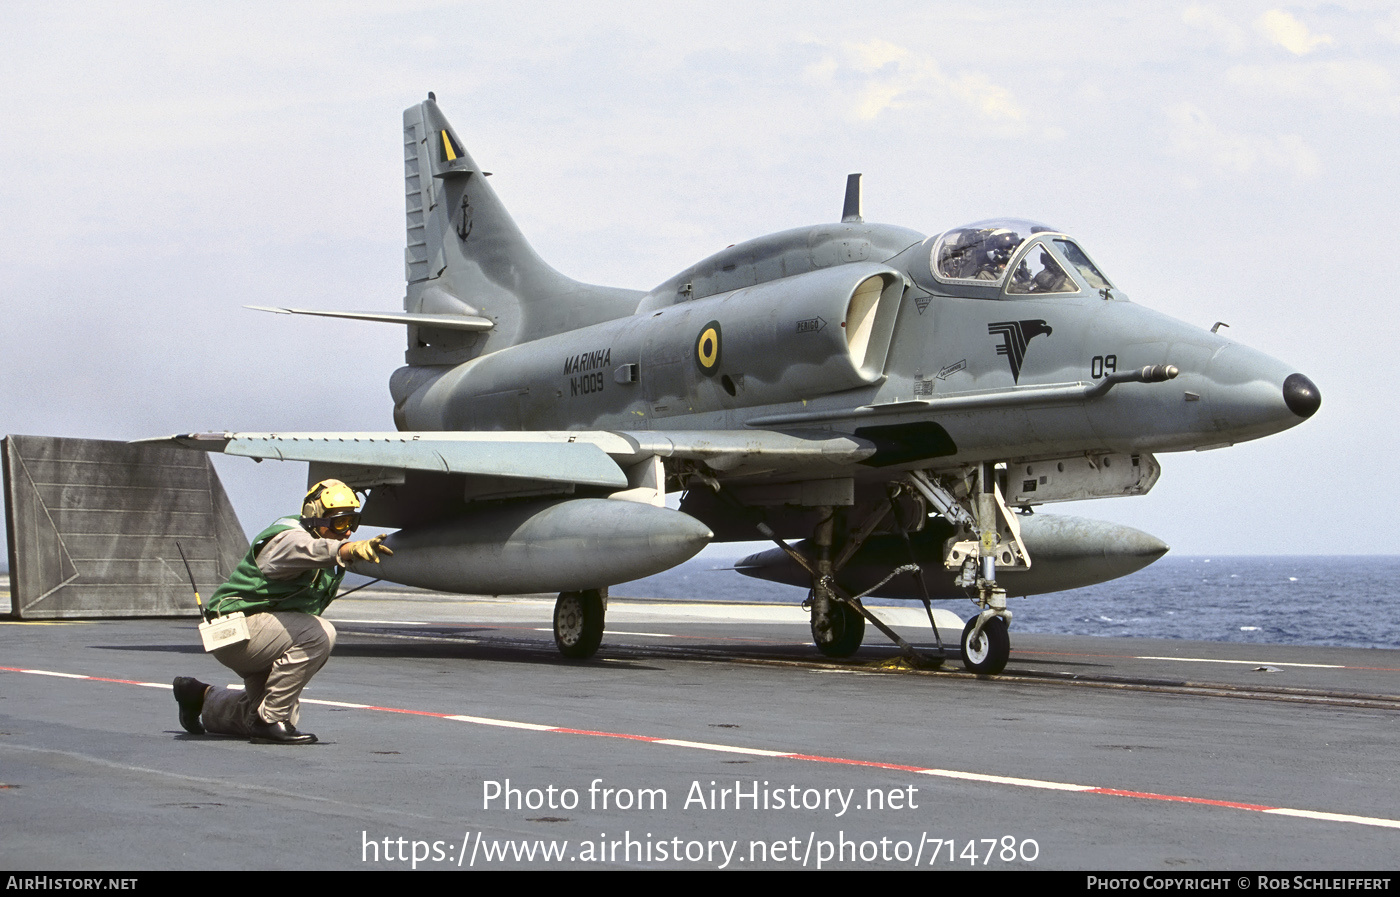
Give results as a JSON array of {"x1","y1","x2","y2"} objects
[{"x1": 2, "y1": 580, "x2": 1397, "y2": 871}]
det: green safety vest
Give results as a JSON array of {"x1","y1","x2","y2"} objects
[{"x1": 209, "y1": 517, "x2": 345, "y2": 617}]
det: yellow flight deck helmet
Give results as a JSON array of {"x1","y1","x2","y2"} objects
[{"x1": 301, "y1": 479, "x2": 362, "y2": 535}]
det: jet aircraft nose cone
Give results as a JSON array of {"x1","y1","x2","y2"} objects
[{"x1": 1282, "y1": 373, "x2": 1321, "y2": 419}]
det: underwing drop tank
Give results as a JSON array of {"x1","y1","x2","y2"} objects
[
  {"x1": 734, "y1": 514, "x2": 1168, "y2": 600},
  {"x1": 349, "y1": 498, "x2": 713, "y2": 594}
]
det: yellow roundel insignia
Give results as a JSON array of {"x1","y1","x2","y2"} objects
[{"x1": 695, "y1": 321, "x2": 722, "y2": 376}]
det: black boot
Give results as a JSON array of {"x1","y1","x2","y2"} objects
[
  {"x1": 249, "y1": 720, "x2": 318, "y2": 745},
  {"x1": 172, "y1": 677, "x2": 210, "y2": 735}
]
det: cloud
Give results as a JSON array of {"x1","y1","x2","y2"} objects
[
  {"x1": 1183, "y1": 4, "x2": 1249, "y2": 54},
  {"x1": 1166, "y1": 102, "x2": 1319, "y2": 178},
  {"x1": 1226, "y1": 59, "x2": 1400, "y2": 115},
  {"x1": 947, "y1": 72, "x2": 1023, "y2": 121},
  {"x1": 1380, "y1": 10, "x2": 1400, "y2": 44},
  {"x1": 1255, "y1": 9, "x2": 1334, "y2": 55},
  {"x1": 805, "y1": 39, "x2": 1024, "y2": 125},
  {"x1": 847, "y1": 38, "x2": 910, "y2": 72}
]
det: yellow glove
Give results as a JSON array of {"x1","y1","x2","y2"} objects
[{"x1": 341, "y1": 534, "x2": 394, "y2": 564}]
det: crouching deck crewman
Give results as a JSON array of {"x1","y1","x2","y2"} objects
[{"x1": 172, "y1": 479, "x2": 391, "y2": 744}]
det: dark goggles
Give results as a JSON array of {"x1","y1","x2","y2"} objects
[
  {"x1": 306, "y1": 511, "x2": 361, "y2": 534},
  {"x1": 327, "y1": 514, "x2": 358, "y2": 534}
]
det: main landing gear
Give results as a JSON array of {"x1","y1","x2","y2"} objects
[
  {"x1": 751, "y1": 493, "x2": 949, "y2": 667},
  {"x1": 553, "y1": 588, "x2": 606, "y2": 659},
  {"x1": 813, "y1": 600, "x2": 865, "y2": 658}
]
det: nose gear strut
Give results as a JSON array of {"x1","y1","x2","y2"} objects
[{"x1": 905, "y1": 463, "x2": 1026, "y2": 674}]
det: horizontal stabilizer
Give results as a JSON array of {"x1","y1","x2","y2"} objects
[{"x1": 247, "y1": 305, "x2": 494, "y2": 332}]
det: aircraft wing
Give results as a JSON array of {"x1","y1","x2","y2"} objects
[
  {"x1": 147, "y1": 429, "x2": 880, "y2": 487},
  {"x1": 151, "y1": 431, "x2": 630, "y2": 489},
  {"x1": 136, "y1": 429, "x2": 882, "y2": 596}
]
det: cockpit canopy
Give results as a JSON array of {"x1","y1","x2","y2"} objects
[{"x1": 930, "y1": 218, "x2": 1112, "y2": 298}]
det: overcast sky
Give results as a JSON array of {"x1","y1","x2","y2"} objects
[{"x1": 1, "y1": 2, "x2": 1394, "y2": 557}]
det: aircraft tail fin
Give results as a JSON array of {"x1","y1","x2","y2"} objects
[{"x1": 400, "y1": 95, "x2": 641, "y2": 365}]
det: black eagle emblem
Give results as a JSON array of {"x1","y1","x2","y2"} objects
[{"x1": 988, "y1": 320, "x2": 1053, "y2": 383}]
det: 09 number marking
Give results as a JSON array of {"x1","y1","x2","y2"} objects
[{"x1": 1090, "y1": 355, "x2": 1118, "y2": 378}]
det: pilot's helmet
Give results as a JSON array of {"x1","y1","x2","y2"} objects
[
  {"x1": 301, "y1": 479, "x2": 362, "y2": 535},
  {"x1": 985, "y1": 229, "x2": 1020, "y2": 266}
]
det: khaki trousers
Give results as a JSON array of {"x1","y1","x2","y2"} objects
[{"x1": 201, "y1": 611, "x2": 337, "y2": 736}]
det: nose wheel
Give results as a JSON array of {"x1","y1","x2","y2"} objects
[
  {"x1": 960, "y1": 615, "x2": 1009, "y2": 674},
  {"x1": 554, "y1": 588, "x2": 606, "y2": 659}
]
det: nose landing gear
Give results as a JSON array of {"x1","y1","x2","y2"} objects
[
  {"x1": 960, "y1": 613, "x2": 1010, "y2": 675},
  {"x1": 906, "y1": 463, "x2": 1025, "y2": 675}
]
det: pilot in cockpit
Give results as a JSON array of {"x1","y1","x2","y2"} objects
[
  {"x1": 933, "y1": 219, "x2": 1111, "y2": 298},
  {"x1": 974, "y1": 230, "x2": 1020, "y2": 280}
]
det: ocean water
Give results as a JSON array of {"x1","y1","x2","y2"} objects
[{"x1": 613, "y1": 554, "x2": 1400, "y2": 652}]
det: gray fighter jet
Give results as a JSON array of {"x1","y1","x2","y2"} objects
[{"x1": 163, "y1": 94, "x2": 1321, "y2": 673}]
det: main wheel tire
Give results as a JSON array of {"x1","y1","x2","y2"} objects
[
  {"x1": 813, "y1": 600, "x2": 865, "y2": 658},
  {"x1": 554, "y1": 589, "x2": 606, "y2": 659},
  {"x1": 960, "y1": 615, "x2": 1010, "y2": 674}
]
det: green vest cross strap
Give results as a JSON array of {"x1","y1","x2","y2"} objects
[{"x1": 209, "y1": 517, "x2": 346, "y2": 617}]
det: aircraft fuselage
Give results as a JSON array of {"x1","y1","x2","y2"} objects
[{"x1": 393, "y1": 221, "x2": 1317, "y2": 478}]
